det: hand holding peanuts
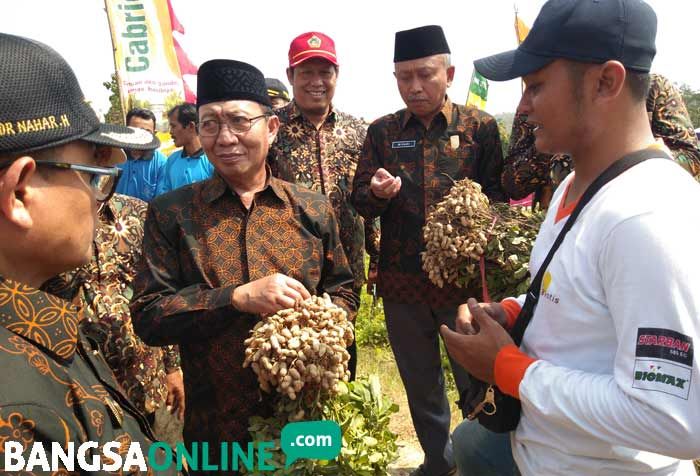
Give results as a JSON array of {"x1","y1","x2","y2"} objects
[
  {"x1": 243, "y1": 293, "x2": 354, "y2": 402},
  {"x1": 233, "y1": 273, "x2": 311, "y2": 315},
  {"x1": 370, "y1": 168, "x2": 402, "y2": 199}
]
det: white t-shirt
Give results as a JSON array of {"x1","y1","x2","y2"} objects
[{"x1": 508, "y1": 157, "x2": 700, "y2": 475}]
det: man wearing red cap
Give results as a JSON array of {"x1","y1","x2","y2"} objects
[{"x1": 269, "y1": 31, "x2": 380, "y2": 379}]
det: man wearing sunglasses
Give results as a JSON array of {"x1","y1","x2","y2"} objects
[
  {"x1": 0, "y1": 34, "x2": 180, "y2": 473},
  {"x1": 131, "y1": 59, "x2": 358, "y2": 472}
]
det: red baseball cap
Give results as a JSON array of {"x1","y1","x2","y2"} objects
[{"x1": 288, "y1": 32, "x2": 338, "y2": 68}]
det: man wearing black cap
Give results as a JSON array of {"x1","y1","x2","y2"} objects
[
  {"x1": 265, "y1": 77, "x2": 291, "y2": 109},
  {"x1": 131, "y1": 59, "x2": 357, "y2": 472},
  {"x1": 352, "y1": 24, "x2": 505, "y2": 476},
  {"x1": 441, "y1": 1, "x2": 700, "y2": 475},
  {"x1": 0, "y1": 34, "x2": 178, "y2": 473}
]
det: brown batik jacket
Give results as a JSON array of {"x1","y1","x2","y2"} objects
[
  {"x1": 130, "y1": 173, "x2": 357, "y2": 454},
  {"x1": 269, "y1": 101, "x2": 380, "y2": 292},
  {"x1": 0, "y1": 277, "x2": 180, "y2": 474},
  {"x1": 351, "y1": 98, "x2": 505, "y2": 307}
]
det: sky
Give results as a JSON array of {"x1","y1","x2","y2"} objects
[{"x1": 1, "y1": 0, "x2": 697, "y2": 124}]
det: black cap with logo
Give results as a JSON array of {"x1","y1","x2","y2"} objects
[
  {"x1": 474, "y1": 0, "x2": 657, "y2": 81},
  {"x1": 0, "y1": 33, "x2": 159, "y2": 157},
  {"x1": 265, "y1": 78, "x2": 290, "y2": 101}
]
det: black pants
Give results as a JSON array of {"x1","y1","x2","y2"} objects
[
  {"x1": 383, "y1": 300, "x2": 471, "y2": 476},
  {"x1": 347, "y1": 338, "x2": 357, "y2": 381}
]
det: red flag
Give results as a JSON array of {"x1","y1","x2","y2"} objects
[{"x1": 166, "y1": 0, "x2": 197, "y2": 102}]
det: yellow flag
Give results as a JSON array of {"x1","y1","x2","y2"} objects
[
  {"x1": 515, "y1": 15, "x2": 530, "y2": 45},
  {"x1": 105, "y1": 0, "x2": 185, "y2": 119}
]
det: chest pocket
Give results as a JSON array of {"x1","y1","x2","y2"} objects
[
  {"x1": 438, "y1": 132, "x2": 477, "y2": 181},
  {"x1": 391, "y1": 140, "x2": 421, "y2": 186}
]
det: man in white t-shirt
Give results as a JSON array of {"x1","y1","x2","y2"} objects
[{"x1": 442, "y1": 1, "x2": 700, "y2": 475}]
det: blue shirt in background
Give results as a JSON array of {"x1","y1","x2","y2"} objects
[
  {"x1": 115, "y1": 149, "x2": 168, "y2": 202},
  {"x1": 156, "y1": 148, "x2": 215, "y2": 195}
]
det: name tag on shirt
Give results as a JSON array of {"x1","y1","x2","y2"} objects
[{"x1": 392, "y1": 140, "x2": 416, "y2": 149}]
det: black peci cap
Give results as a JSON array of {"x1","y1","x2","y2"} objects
[
  {"x1": 474, "y1": 0, "x2": 657, "y2": 81},
  {"x1": 394, "y1": 25, "x2": 451, "y2": 63},
  {"x1": 197, "y1": 60, "x2": 272, "y2": 108},
  {"x1": 265, "y1": 78, "x2": 290, "y2": 101},
  {"x1": 0, "y1": 33, "x2": 159, "y2": 157}
]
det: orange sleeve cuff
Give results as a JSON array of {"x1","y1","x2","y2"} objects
[
  {"x1": 494, "y1": 344, "x2": 537, "y2": 399},
  {"x1": 500, "y1": 299, "x2": 522, "y2": 330}
]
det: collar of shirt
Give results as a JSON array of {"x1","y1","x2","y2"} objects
[
  {"x1": 400, "y1": 96, "x2": 453, "y2": 130},
  {"x1": 287, "y1": 100, "x2": 337, "y2": 127},
  {"x1": 201, "y1": 166, "x2": 290, "y2": 206},
  {"x1": 0, "y1": 275, "x2": 81, "y2": 362},
  {"x1": 99, "y1": 198, "x2": 118, "y2": 225},
  {"x1": 126, "y1": 149, "x2": 155, "y2": 161},
  {"x1": 181, "y1": 147, "x2": 206, "y2": 159}
]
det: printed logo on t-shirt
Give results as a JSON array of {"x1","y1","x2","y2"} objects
[
  {"x1": 540, "y1": 271, "x2": 559, "y2": 304},
  {"x1": 632, "y1": 328, "x2": 694, "y2": 399},
  {"x1": 636, "y1": 328, "x2": 693, "y2": 366},
  {"x1": 632, "y1": 359, "x2": 691, "y2": 400}
]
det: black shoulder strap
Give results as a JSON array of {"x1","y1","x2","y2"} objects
[{"x1": 510, "y1": 148, "x2": 672, "y2": 345}]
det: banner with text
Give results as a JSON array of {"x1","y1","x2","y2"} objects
[{"x1": 105, "y1": 0, "x2": 185, "y2": 119}]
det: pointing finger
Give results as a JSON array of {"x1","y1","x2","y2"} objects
[{"x1": 440, "y1": 324, "x2": 466, "y2": 349}]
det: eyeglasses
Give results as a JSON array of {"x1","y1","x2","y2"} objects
[
  {"x1": 0, "y1": 159, "x2": 122, "y2": 203},
  {"x1": 33, "y1": 160, "x2": 122, "y2": 203},
  {"x1": 197, "y1": 114, "x2": 270, "y2": 137}
]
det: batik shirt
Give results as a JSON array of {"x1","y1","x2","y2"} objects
[
  {"x1": 269, "y1": 101, "x2": 380, "y2": 292},
  {"x1": 351, "y1": 98, "x2": 505, "y2": 306},
  {"x1": 502, "y1": 74, "x2": 700, "y2": 199},
  {"x1": 130, "y1": 174, "x2": 357, "y2": 454},
  {"x1": 45, "y1": 194, "x2": 180, "y2": 416},
  {"x1": 500, "y1": 113, "x2": 570, "y2": 199},
  {"x1": 646, "y1": 74, "x2": 700, "y2": 176},
  {"x1": 0, "y1": 277, "x2": 179, "y2": 474}
]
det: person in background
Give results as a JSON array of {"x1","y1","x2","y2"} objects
[
  {"x1": 268, "y1": 31, "x2": 380, "y2": 381},
  {"x1": 351, "y1": 24, "x2": 506, "y2": 476},
  {"x1": 115, "y1": 107, "x2": 168, "y2": 202},
  {"x1": 265, "y1": 77, "x2": 291, "y2": 109},
  {"x1": 502, "y1": 73, "x2": 700, "y2": 207},
  {"x1": 158, "y1": 102, "x2": 214, "y2": 194}
]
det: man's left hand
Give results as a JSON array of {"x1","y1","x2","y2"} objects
[
  {"x1": 165, "y1": 369, "x2": 185, "y2": 420},
  {"x1": 440, "y1": 298, "x2": 515, "y2": 383}
]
